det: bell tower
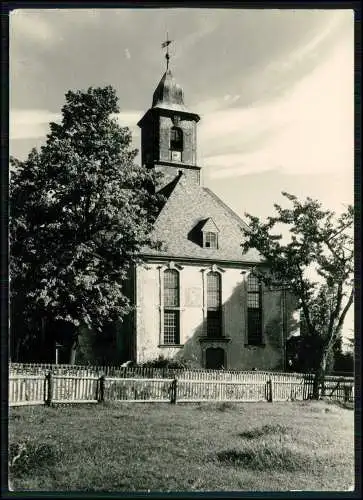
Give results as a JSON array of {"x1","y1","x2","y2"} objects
[{"x1": 137, "y1": 38, "x2": 201, "y2": 191}]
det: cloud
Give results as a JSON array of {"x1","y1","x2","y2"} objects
[
  {"x1": 124, "y1": 48, "x2": 131, "y2": 60},
  {"x1": 114, "y1": 111, "x2": 141, "y2": 127},
  {"x1": 174, "y1": 15, "x2": 219, "y2": 58},
  {"x1": 10, "y1": 109, "x2": 142, "y2": 141},
  {"x1": 10, "y1": 110, "x2": 61, "y2": 140},
  {"x1": 10, "y1": 10, "x2": 61, "y2": 44},
  {"x1": 200, "y1": 29, "x2": 353, "y2": 180},
  {"x1": 265, "y1": 10, "x2": 344, "y2": 75}
]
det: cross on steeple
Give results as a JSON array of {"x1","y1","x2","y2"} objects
[{"x1": 161, "y1": 32, "x2": 173, "y2": 70}]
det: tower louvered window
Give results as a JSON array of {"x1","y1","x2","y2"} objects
[
  {"x1": 247, "y1": 274, "x2": 263, "y2": 345},
  {"x1": 170, "y1": 126, "x2": 183, "y2": 151},
  {"x1": 207, "y1": 272, "x2": 222, "y2": 337},
  {"x1": 163, "y1": 269, "x2": 180, "y2": 344}
]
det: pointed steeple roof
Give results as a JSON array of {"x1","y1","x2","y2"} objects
[
  {"x1": 152, "y1": 69, "x2": 184, "y2": 107},
  {"x1": 151, "y1": 69, "x2": 197, "y2": 116}
]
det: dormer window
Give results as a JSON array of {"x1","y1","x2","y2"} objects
[
  {"x1": 201, "y1": 218, "x2": 220, "y2": 249},
  {"x1": 188, "y1": 217, "x2": 220, "y2": 249},
  {"x1": 204, "y1": 231, "x2": 218, "y2": 249}
]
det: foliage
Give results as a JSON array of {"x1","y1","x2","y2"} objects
[
  {"x1": 139, "y1": 355, "x2": 193, "y2": 370},
  {"x1": 242, "y1": 192, "x2": 354, "y2": 395},
  {"x1": 10, "y1": 86, "x2": 163, "y2": 361},
  {"x1": 9, "y1": 439, "x2": 60, "y2": 476}
]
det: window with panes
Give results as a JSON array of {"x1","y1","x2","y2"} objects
[
  {"x1": 163, "y1": 269, "x2": 180, "y2": 345},
  {"x1": 207, "y1": 272, "x2": 222, "y2": 337},
  {"x1": 247, "y1": 274, "x2": 263, "y2": 345},
  {"x1": 204, "y1": 231, "x2": 218, "y2": 249}
]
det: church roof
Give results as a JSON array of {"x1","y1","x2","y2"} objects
[{"x1": 143, "y1": 174, "x2": 262, "y2": 264}]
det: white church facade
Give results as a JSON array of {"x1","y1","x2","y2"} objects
[{"x1": 119, "y1": 66, "x2": 297, "y2": 370}]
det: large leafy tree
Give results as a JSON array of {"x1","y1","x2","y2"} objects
[
  {"x1": 242, "y1": 192, "x2": 354, "y2": 398},
  {"x1": 10, "y1": 86, "x2": 162, "y2": 363}
]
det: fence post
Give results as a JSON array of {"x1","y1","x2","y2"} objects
[
  {"x1": 98, "y1": 375, "x2": 105, "y2": 403},
  {"x1": 46, "y1": 372, "x2": 53, "y2": 406},
  {"x1": 344, "y1": 384, "x2": 351, "y2": 403},
  {"x1": 267, "y1": 378, "x2": 273, "y2": 403},
  {"x1": 170, "y1": 378, "x2": 177, "y2": 404}
]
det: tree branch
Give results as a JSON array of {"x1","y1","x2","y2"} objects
[
  {"x1": 335, "y1": 288, "x2": 354, "y2": 337},
  {"x1": 294, "y1": 264, "x2": 314, "y2": 335},
  {"x1": 326, "y1": 280, "x2": 343, "y2": 340},
  {"x1": 325, "y1": 220, "x2": 353, "y2": 243}
]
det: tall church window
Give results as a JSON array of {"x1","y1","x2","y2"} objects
[
  {"x1": 170, "y1": 126, "x2": 183, "y2": 151},
  {"x1": 207, "y1": 272, "x2": 222, "y2": 337},
  {"x1": 247, "y1": 274, "x2": 263, "y2": 345},
  {"x1": 163, "y1": 269, "x2": 180, "y2": 344}
]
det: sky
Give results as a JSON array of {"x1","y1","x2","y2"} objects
[{"x1": 9, "y1": 7, "x2": 354, "y2": 342}]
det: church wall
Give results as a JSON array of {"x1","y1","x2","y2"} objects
[{"x1": 135, "y1": 262, "x2": 290, "y2": 370}]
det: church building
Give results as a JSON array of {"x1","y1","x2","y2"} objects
[{"x1": 120, "y1": 56, "x2": 297, "y2": 371}]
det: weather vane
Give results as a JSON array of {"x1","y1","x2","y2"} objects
[{"x1": 161, "y1": 32, "x2": 173, "y2": 70}]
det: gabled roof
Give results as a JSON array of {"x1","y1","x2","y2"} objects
[
  {"x1": 143, "y1": 174, "x2": 261, "y2": 263},
  {"x1": 200, "y1": 217, "x2": 220, "y2": 233}
]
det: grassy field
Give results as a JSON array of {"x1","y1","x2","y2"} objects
[{"x1": 8, "y1": 400, "x2": 354, "y2": 492}]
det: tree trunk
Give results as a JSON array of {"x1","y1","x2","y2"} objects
[
  {"x1": 312, "y1": 349, "x2": 329, "y2": 400},
  {"x1": 69, "y1": 338, "x2": 78, "y2": 365},
  {"x1": 14, "y1": 338, "x2": 22, "y2": 363}
]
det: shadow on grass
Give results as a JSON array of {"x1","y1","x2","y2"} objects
[
  {"x1": 326, "y1": 400, "x2": 354, "y2": 411},
  {"x1": 217, "y1": 445, "x2": 317, "y2": 472},
  {"x1": 194, "y1": 402, "x2": 239, "y2": 412},
  {"x1": 239, "y1": 424, "x2": 290, "y2": 440}
]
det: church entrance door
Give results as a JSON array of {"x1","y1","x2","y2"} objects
[{"x1": 205, "y1": 347, "x2": 225, "y2": 370}]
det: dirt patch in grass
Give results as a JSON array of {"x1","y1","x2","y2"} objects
[
  {"x1": 217, "y1": 444, "x2": 320, "y2": 472},
  {"x1": 239, "y1": 424, "x2": 290, "y2": 439}
]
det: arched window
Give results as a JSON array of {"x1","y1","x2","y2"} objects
[
  {"x1": 170, "y1": 126, "x2": 183, "y2": 151},
  {"x1": 207, "y1": 272, "x2": 222, "y2": 338},
  {"x1": 247, "y1": 273, "x2": 263, "y2": 345},
  {"x1": 163, "y1": 269, "x2": 180, "y2": 344}
]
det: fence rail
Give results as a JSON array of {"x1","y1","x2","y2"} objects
[
  {"x1": 176, "y1": 379, "x2": 268, "y2": 403},
  {"x1": 8, "y1": 364, "x2": 354, "y2": 407}
]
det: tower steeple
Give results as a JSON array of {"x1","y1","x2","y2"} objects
[
  {"x1": 161, "y1": 32, "x2": 173, "y2": 71},
  {"x1": 152, "y1": 69, "x2": 186, "y2": 110},
  {"x1": 137, "y1": 39, "x2": 201, "y2": 191}
]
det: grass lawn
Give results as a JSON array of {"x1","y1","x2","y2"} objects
[{"x1": 8, "y1": 400, "x2": 354, "y2": 492}]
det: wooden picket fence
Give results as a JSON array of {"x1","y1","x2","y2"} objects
[
  {"x1": 8, "y1": 364, "x2": 354, "y2": 407},
  {"x1": 8, "y1": 362, "x2": 323, "y2": 381}
]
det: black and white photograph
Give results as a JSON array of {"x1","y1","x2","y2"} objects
[{"x1": 7, "y1": 6, "x2": 355, "y2": 494}]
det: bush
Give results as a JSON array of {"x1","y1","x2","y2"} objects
[
  {"x1": 138, "y1": 355, "x2": 191, "y2": 370},
  {"x1": 9, "y1": 439, "x2": 60, "y2": 476}
]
